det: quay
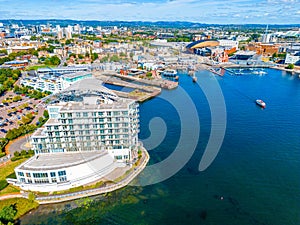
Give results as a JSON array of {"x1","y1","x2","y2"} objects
[
  {"x1": 96, "y1": 71, "x2": 178, "y2": 89},
  {"x1": 94, "y1": 72, "x2": 162, "y2": 102}
]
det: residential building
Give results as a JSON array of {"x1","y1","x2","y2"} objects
[{"x1": 13, "y1": 78, "x2": 140, "y2": 192}]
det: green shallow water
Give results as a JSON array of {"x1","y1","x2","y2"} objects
[{"x1": 20, "y1": 69, "x2": 300, "y2": 225}]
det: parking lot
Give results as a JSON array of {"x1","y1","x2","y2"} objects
[{"x1": 0, "y1": 91, "x2": 46, "y2": 138}]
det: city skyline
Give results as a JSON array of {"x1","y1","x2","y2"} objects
[{"x1": 0, "y1": 0, "x2": 299, "y2": 24}]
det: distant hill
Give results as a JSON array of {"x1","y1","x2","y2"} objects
[{"x1": 0, "y1": 19, "x2": 299, "y2": 29}]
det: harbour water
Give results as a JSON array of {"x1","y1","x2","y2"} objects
[{"x1": 20, "y1": 69, "x2": 300, "y2": 225}]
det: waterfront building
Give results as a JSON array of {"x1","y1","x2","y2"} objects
[
  {"x1": 285, "y1": 53, "x2": 300, "y2": 64},
  {"x1": 13, "y1": 78, "x2": 140, "y2": 192},
  {"x1": 37, "y1": 66, "x2": 91, "y2": 76},
  {"x1": 21, "y1": 71, "x2": 92, "y2": 93}
]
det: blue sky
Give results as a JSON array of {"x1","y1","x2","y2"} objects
[{"x1": 0, "y1": 0, "x2": 299, "y2": 24}]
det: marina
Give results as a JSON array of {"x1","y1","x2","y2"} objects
[{"x1": 20, "y1": 68, "x2": 300, "y2": 225}]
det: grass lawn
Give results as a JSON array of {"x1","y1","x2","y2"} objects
[
  {"x1": 0, "y1": 158, "x2": 27, "y2": 194},
  {"x1": 25, "y1": 65, "x2": 55, "y2": 71},
  {"x1": 0, "y1": 184, "x2": 20, "y2": 195},
  {"x1": 0, "y1": 198, "x2": 39, "y2": 220}
]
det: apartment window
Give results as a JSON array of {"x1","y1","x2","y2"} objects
[
  {"x1": 98, "y1": 112, "x2": 103, "y2": 116},
  {"x1": 78, "y1": 125, "x2": 83, "y2": 129},
  {"x1": 70, "y1": 131, "x2": 75, "y2": 135},
  {"x1": 92, "y1": 112, "x2": 97, "y2": 116},
  {"x1": 76, "y1": 112, "x2": 81, "y2": 117},
  {"x1": 61, "y1": 113, "x2": 65, "y2": 118},
  {"x1": 26, "y1": 173, "x2": 31, "y2": 177},
  {"x1": 84, "y1": 124, "x2": 89, "y2": 129},
  {"x1": 55, "y1": 131, "x2": 60, "y2": 136},
  {"x1": 59, "y1": 177, "x2": 67, "y2": 182},
  {"x1": 33, "y1": 173, "x2": 48, "y2": 178},
  {"x1": 100, "y1": 130, "x2": 104, "y2": 134},
  {"x1": 99, "y1": 118, "x2": 104, "y2": 123},
  {"x1": 68, "y1": 119, "x2": 73, "y2": 124},
  {"x1": 100, "y1": 124, "x2": 104, "y2": 128},
  {"x1": 50, "y1": 172, "x2": 56, "y2": 177},
  {"x1": 83, "y1": 112, "x2": 88, "y2": 117},
  {"x1": 18, "y1": 172, "x2": 24, "y2": 177},
  {"x1": 85, "y1": 130, "x2": 90, "y2": 135},
  {"x1": 93, "y1": 124, "x2": 98, "y2": 128},
  {"x1": 113, "y1": 111, "x2": 120, "y2": 116},
  {"x1": 58, "y1": 171, "x2": 66, "y2": 176},
  {"x1": 107, "y1": 112, "x2": 111, "y2": 116},
  {"x1": 69, "y1": 125, "x2": 74, "y2": 130},
  {"x1": 54, "y1": 126, "x2": 59, "y2": 130},
  {"x1": 92, "y1": 118, "x2": 97, "y2": 123},
  {"x1": 67, "y1": 113, "x2": 72, "y2": 117}
]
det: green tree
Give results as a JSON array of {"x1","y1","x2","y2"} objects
[
  {"x1": 65, "y1": 39, "x2": 72, "y2": 45},
  {"x1": 91, "y1": 53, "x2": 98, "y2": 61},
  {"x1": 45, "y1": 56, "x2": 61, "y2": 66},
  {"x1": 286, "y1": 64, "x2": 294, "y2": 69},
  {"x1": 110, "y1": 55, "x2": 120, "y2": 62},
  {"x1": 43, "y1": 110, "x2": 49, "y2": 118},
  {"x1": 0, "y1": 204, "x2": 17, "y2": 224}
]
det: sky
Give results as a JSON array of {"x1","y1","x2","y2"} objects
[{"x1": 0, "y1": 0, "x2": 299, "y2": 24}]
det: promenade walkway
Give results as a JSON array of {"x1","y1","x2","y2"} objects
[{"x1": 35, "y1": 148, "x2": 149, "y2": 204}]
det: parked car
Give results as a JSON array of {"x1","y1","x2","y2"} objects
[{"x1": 0, "y1": 129, "x2": 7, "y2": 133}]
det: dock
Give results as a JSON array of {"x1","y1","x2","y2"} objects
[
  {"x1": 94, "y1": 72, "x2": 163, "y2": 102},
  {"x1": 96, "y1": 71, "x2": 178, "y2": 90}
]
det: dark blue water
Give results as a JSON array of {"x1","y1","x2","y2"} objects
[
  {"x1": 20, "y1": 69, "x2": 300, "y2": 225},
  {"x1": 103, "y1": 83, "x2": 134, "y2": 93}
]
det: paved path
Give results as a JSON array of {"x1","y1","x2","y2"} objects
[
  {"x1": 6, "y1": 135, "x2": 31, "y2": 156},
  {"x1": 0, "y1": 193, "x2": 23, "y2": 200}
]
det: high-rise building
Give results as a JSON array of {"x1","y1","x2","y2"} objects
[{"x1": 13, "y1": 78, "x2": 140, "y2": 192}]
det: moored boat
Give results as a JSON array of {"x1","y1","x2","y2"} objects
[
  {"x1": 192, "y1": 75, "x2": 197, "y2": 82},
  {"x1": 256, "y1": 99, "x2": 266, "y2": 108},
  {"x1": 163, "y1": 69, "x2": 177, "y2": 77}
]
